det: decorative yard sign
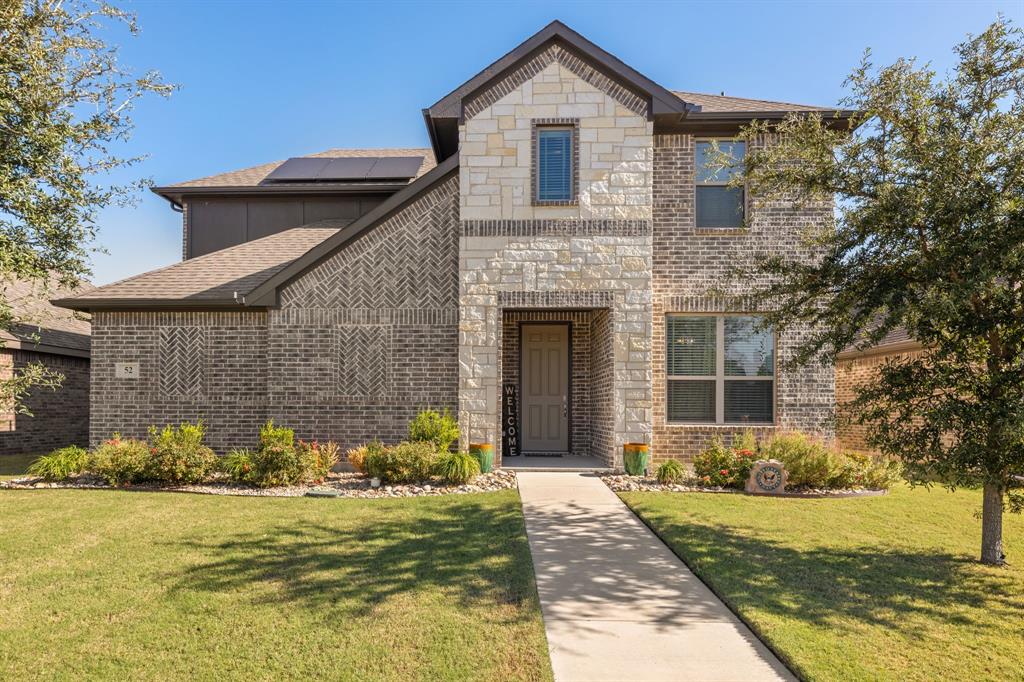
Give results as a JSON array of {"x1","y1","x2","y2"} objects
[
  {"x1": 502, "y1": 383, "x2": 520, "y2": 457},
  {"x1": 746, "y1": 459, "x2": 788, "y2": 495},
  {"x1": 114, "y1": 362, "x2": 140, "y2": 379}
]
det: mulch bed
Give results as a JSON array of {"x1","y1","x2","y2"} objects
[
  {"x1": 601, "y1": 474, "x2": 888, "y2": 498},
  {"x1": 0, "y1": 469, "x2": 518, "y2": 499}
]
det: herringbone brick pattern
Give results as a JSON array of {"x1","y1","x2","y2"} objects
[
  {"x1": 159, "y1": 327, "x2": 206, "y2": 397},
  {"x1": 335, "y1": 325, "x2": 390, "y2": 397}
]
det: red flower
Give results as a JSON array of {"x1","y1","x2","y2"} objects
[
  {"x1": 720, "y1": 469, "x2": 730, "y2": 475},
  {"x1": 737, "y1": 449, "x2": 754, "y2": 457}
]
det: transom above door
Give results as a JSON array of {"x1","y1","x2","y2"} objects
[{"x1": 520, "y1": 323, "x2": 570, "y2": 453}]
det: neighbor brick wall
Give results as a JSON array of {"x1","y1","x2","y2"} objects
[
  {"x1": 650, "y1": 133, "x2": 835, "y2": 463},
  {"x1": 835, "y1": 345, "x2": 925, "y2": 452},
  {"x1": 0, "y1": 349, "x2": 89, "y2": 455}
]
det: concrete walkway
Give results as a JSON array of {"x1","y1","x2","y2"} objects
[{"x1": 517, "y1": 472, "x2": 793, "y2": 682}]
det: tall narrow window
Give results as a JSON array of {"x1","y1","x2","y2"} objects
[
  {"x1": 536, "y1": 127, "x2": 574, "y2": 202},
  {"x1": 666, "y1": 314, "x2": 774, "y2": 424},
  {"x1": 695, "y1": 140, "x2": 746, "y2": 228}
]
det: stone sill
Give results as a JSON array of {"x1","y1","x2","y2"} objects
[
  {"x1": 532, "y1": 200, "x2": 580, "y2": 207},
  {"x1": 663, "y1": 423, "x2": 777, "y2": 430},
  {"x1": 693, "y1": 228, "x2": 749, "y2": 236}
]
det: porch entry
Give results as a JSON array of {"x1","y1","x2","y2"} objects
[{"x1": 520, "y1": 323, "x2": 570, "y2": 453}]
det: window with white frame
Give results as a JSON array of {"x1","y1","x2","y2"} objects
[
  {"x1": 666, "y1": 315, "x2": 774, "y2": 424},
  {"x1": 695, "y1": 140, "x2": 746, "y2": 228}
]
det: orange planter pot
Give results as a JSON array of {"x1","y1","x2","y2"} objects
[{"x1": 469, "y1": 443, "x2": 494, "y2": 473}]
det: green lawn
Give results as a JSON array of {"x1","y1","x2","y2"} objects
[
  {"x1": 0, "y1": 489, "x2": 552, "y2": 681},
  {"x1": 0, "y1": 452, "x2": 38, "y2": 479},
  {"x1": 621, "y1": 485, "x2": 1024, "y2": 682}
]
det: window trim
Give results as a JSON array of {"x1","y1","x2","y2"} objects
[
  {"x1": 666, "y1": 313, "x2": 776, "y2": 425},
  {"x1": 695, "y1": 138, "x2": 748, "y2": 229},
  {"x1": 531, "y1": 118, "x2": 580, "y2": 206}
]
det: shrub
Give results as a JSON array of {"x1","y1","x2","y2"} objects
[
  {"x1": 408, "y1": 408, "x2": 459, "y2": 453},
  {"x1": 297, "y1": 440, "x2": 339, "y2": 483},
  {"x1": 731, "y1": 429, "x2": 758, "y2": 452},
  {"x1": 249, "y1": 421, "x2": 302, "y2": 487},
  {"x1": 434, "y1": 451, "x2": 480, "y2": 484},
  {"x1": 365, "y1": 441, "x2": 438, "y2": 484},
  {"x1": 220, "y1": 449, "x2": 255, "y2": 483},
  {"x1": 861, "y1": 454, "x2": 903, "y2": 490},
  {"x1": 346, "y1": 440, "x2": 383, "y2": 474},
  {"x1": 692, "y1": 437, "x2": 759, "y2": 488},
  {"x1": 27, "y1": 446, "x2": 90, "y2": 481},
  {"x1": 90, "y1": 435, "x2": 150, "y2": 486},
  {"x1": 656, "y1": 459, "x2": 686, "y2": 485},
  {"x1": 145, "y1": 421, "x2": 217, "y2": 483},
  {"x1": 259, "y1": 420, "x2": 295, "y2": 450},
  {"x1": 761, "y1": 432, "x2": 836, "y2": 487}
]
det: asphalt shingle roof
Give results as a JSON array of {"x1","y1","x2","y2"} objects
[
  {"x1": 673, "y1": 91, "x2": 836, "y2": 114},
  {"x1": 58, "y1": 223, "x2": 345, "y2": 307},
  {"x1": 167, "y1": 148, "x2": 436, "y2": 189},
  {"x1": 2, "y1": 278, "x2": 93, "y2": 354}
]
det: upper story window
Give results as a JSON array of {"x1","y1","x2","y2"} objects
[
  {"x1": 695, "y1": 140, "x2": 746, "y2": 228},
  {"x1": 533, "y1": 122, "x2": 578, "y2": 205},
  {"x1": 666, "y1": 314, "x2": 774, "y2": 424}
]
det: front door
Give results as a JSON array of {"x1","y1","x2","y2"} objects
[{"x1": 521, "y1": 324, "x2": 570, "y2": 453}]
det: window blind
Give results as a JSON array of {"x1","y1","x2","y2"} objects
[{"x1": 537, "y1": 129, "x2": 572, "y2": 201}]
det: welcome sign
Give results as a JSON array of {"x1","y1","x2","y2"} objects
[{"x1": 502, "y1": 383, "x2": 520, "y2": 457}]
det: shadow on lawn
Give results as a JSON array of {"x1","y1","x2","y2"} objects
[
  {"x1": 636, "y1": 510, "x2": 1023, "y2": 636},
  {"x1": 165, "y1": 496, "x2": 539, "y2": 621}
]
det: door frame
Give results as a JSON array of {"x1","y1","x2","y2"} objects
[{"x1": 517, "y1": 320, "x2": 573, "y2": 454}]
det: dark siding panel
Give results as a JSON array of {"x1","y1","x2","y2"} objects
[
  {"x1": 303, "y1": 198, "x2": 362, "y2": 223},
  {"x1": 246, "y1": 200, "x2": 304, "y2": 241},
  {"x1": 189, "y1": 200, "x2": 246, "y2": 258}
]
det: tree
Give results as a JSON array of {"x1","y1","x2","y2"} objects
[
  {"x1": 720, "y1": 18, "x2": 1024, "y2": 565},
  {"x1": 0, "y1": 0, "x2": 174, "y2": 414}
]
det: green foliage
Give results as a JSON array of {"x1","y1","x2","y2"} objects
[
  {"x1": 731, "y1": 430, "x2": 758, "y2": 453},
  {"x1": 656, "y1": 459, "x2": 687, "y2": 485},
  {"x1": 0, "y1": 2, "x2": 174, "y2": 414},
  {"x1": 346, "y1": 440, "x2": 383, "y2": 474},
  {"x1": 762, "y1": 432, "x2": 901, "y2": 490},
  {"x1": 145, "y1": 421, "x2": 216, "y2": 483},
  {"x1": 693, "y1": 438, "x2": 757, "y2": 488},
  {"x1": 297, "y1": 440, "x2": 340, "y2": 483},
  {"x1": 219, "y1": 449, "x2": 255, "y2": 483},
  {"x1": 27, "y1": 445, "x2": 89, "y2": 481},
  {"x1": 90, "y1": 435, "x2": 150, "y2": 486},
  {"x1": 408, "y1": 408, "x2": 459, "y2": 453},
  {"x1": 434, "y1": 452, "x2": 481, "y2": 485},
  {"x1": 259, "y1": 420, "x2": 295, "y2": 450},
  {"x1": 249, "y1": 421, "x2": 301, "y2": 487},
  {"x1": 713, "y1": 17, "x2": 1024, "y2": 561},
  {"x1": 365, "y1": 441, "x2": 438, "y2": 484}
]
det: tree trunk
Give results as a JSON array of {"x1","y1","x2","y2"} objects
[{"x1": 981, "y1": 482, "x2": 1005, "y2": 565}]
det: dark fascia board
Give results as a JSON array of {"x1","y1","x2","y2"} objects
[
  {"x1": 425, "y1": 20, "x2": 693, "y2": 124},
  {"x1": 51, "y1": 296, "x2": 252, "y2": 313},
  {"x1": 243, "y1": 154, "x2": 460, "y2": 307},
  {"x1": 0, "y1": 337, "x2": 90, "y2": 358},
  {"x1": 151, "y1": 182, "x2": 408, "y2": 204}
]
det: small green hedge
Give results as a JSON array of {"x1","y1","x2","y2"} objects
[
  {"x1": 435, "y1": 451, "x2": 480, "y2": 484},
  {"x1": 365, "y1": 441, "x2": 438, "y2": 484}
]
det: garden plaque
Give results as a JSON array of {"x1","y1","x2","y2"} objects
[
  {"x1": 746, "y1": 459, "x2": 788, "y2": 495},
  {"x1": 502, "y1": 383, "x2": 520, "y2": 457}
]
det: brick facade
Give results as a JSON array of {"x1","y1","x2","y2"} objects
[
  {"x1": 0, "y1": 349, "x2": 89, "y2": 455},
  {"x1": 835, "y1": 345, "x2": 924, "y2": 452}
]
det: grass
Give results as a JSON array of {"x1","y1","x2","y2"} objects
[
  {"x1": 0, "y1": 452, "x2": 39, "y2": 479},
  {"x1": 0, "y1": 489, "x2": 553, "y2": 681},
  {"x1": 621, "y1": 485, "x2": 1024, "y2": 681}
]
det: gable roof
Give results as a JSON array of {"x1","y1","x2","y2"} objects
[
  {"x1": 53, "y1": 224, "x2": 345, "y2": 311},
  {"x1": 2, "y1": 278, "x2": 92, "y2": 357},
  {"x1": 670, "y1": 91, "x2": 837, "y2": 114}
]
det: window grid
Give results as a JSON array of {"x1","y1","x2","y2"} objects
[
  {"x1": 695, "y1": 139, "x2": 748, "y2": 229},
  {"x1": 666, "y1": 315, "x2": 775, "y2": 425}
]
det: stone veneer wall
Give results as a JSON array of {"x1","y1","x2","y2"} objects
[
  {"x1": 0, "y1": 349, "x2": 90, "y2": 455},
  {"x1": 459, "y1": 57, "x2": 652, "y2": 221},
  {"x1": 90, "y1": 173, "x2": 460, "y2": 454},
  {"x1": 651, "y1": 134, "x2": 836, "y2": 463}
]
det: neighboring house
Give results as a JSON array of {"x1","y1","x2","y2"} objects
[
  {"x1": 56, "y1": 21, "x2": 852, "y2": 467},
  {"x1": 835, "y1": 327, "x2": 923, "y2": 452},
  {"x1": 1, "y1": 279, "x2": 92, "y2": 455}
]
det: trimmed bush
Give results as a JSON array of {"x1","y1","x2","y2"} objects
[
  {"x1": 249, "y1": 421, "x2": 303, "y2": 487},
  {"x1": 145, "y1": 421, "x2": 216, "y2": 483},
  {"x1": 346, "y1": 440, "x2": 383, "y2": 474},
  {"x1": 27, "y1": 446, "x2": 90, "y2": 481},
  {"x1": 761, "y1": 432, "x2": 902, "y2": 490},
  {"x1": 91, "y1": 435, "x2": 150, "y2": 486},
  {"x1": 656, "y1": 459, "x2": 687, "y2": 485},
  {"x1": 219, "y1": 449, "x2": 255, "y2": 483},
  {"x1": 365, "y1": 441, "x2": 438, "y2": 484},
  {"x1": 297, "y1": 440, "x2": 340, "y2": 483},
  {"x1": 693, "y1": 437, "x2": 756, "y2": 488},
  {"x1": 435, "y1": 451, "x2": 480, "y2": 484},
  {"x1": 408, "y1": 408, "x2": 459, "y2": 453}
]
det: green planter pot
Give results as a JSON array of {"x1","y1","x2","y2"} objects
[
  {"x1": 623, "y1": 443, "x2": 649, "y2": 476},
  {"x1": 470, "y1": 443, "x2": 494, "y2": 474}
]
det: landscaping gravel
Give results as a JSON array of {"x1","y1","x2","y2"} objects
[
  {"x1": 601, "y1": 474, "x2": 888, "y2": 497},
  {"x1": 0, "y1": 469, "x2": 518, "y2": 498}
]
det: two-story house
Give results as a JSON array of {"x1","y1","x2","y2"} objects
[{"x1": 57, "y1": 21, "x2": 850, "y2": 468}]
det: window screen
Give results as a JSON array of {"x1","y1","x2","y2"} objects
[
  {"x1": 695, "y1": 140, "x2": 746, "y2": 228},
  {"x1": 537, "y1": 128, "x2": 573, "y2": 201}
]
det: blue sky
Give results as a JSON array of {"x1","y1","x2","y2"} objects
[{"x1": 91, "y1": 0, "x2": 1019, "y2": 285}]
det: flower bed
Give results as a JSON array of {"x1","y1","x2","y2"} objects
[{"x1": 601, "y1": 473, "x2": 887, "y2": 498}]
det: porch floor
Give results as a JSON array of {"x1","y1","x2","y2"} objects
[{"x1": 503, "y1": 455, "x2": 613, "y2": 472}]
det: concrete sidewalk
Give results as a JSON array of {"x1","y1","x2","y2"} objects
[{"x1": 517, "y1": 472, "x2": 793, "y2": 682}]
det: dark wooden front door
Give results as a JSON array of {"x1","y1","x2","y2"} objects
[{"x1": 521, "y1": 324, "x2": 570, "y2": 453}]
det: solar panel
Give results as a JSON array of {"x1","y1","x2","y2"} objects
[
  {"x1": 264, "y1": 158, "x2": 332, "y2": 181},
  {"x1": 263, "y1": 155, "x2": 424, "y2": 183},
  {"x1": 365, "y1": 156, "x2": 424, "y2": 179}
]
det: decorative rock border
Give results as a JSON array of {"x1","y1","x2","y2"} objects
[
  {"x1": 0, "y1": 470, "x2": 518, "y2": 499},
  {"x1": 601, "y1": 474, "x2": 889, "y2": 498}
]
